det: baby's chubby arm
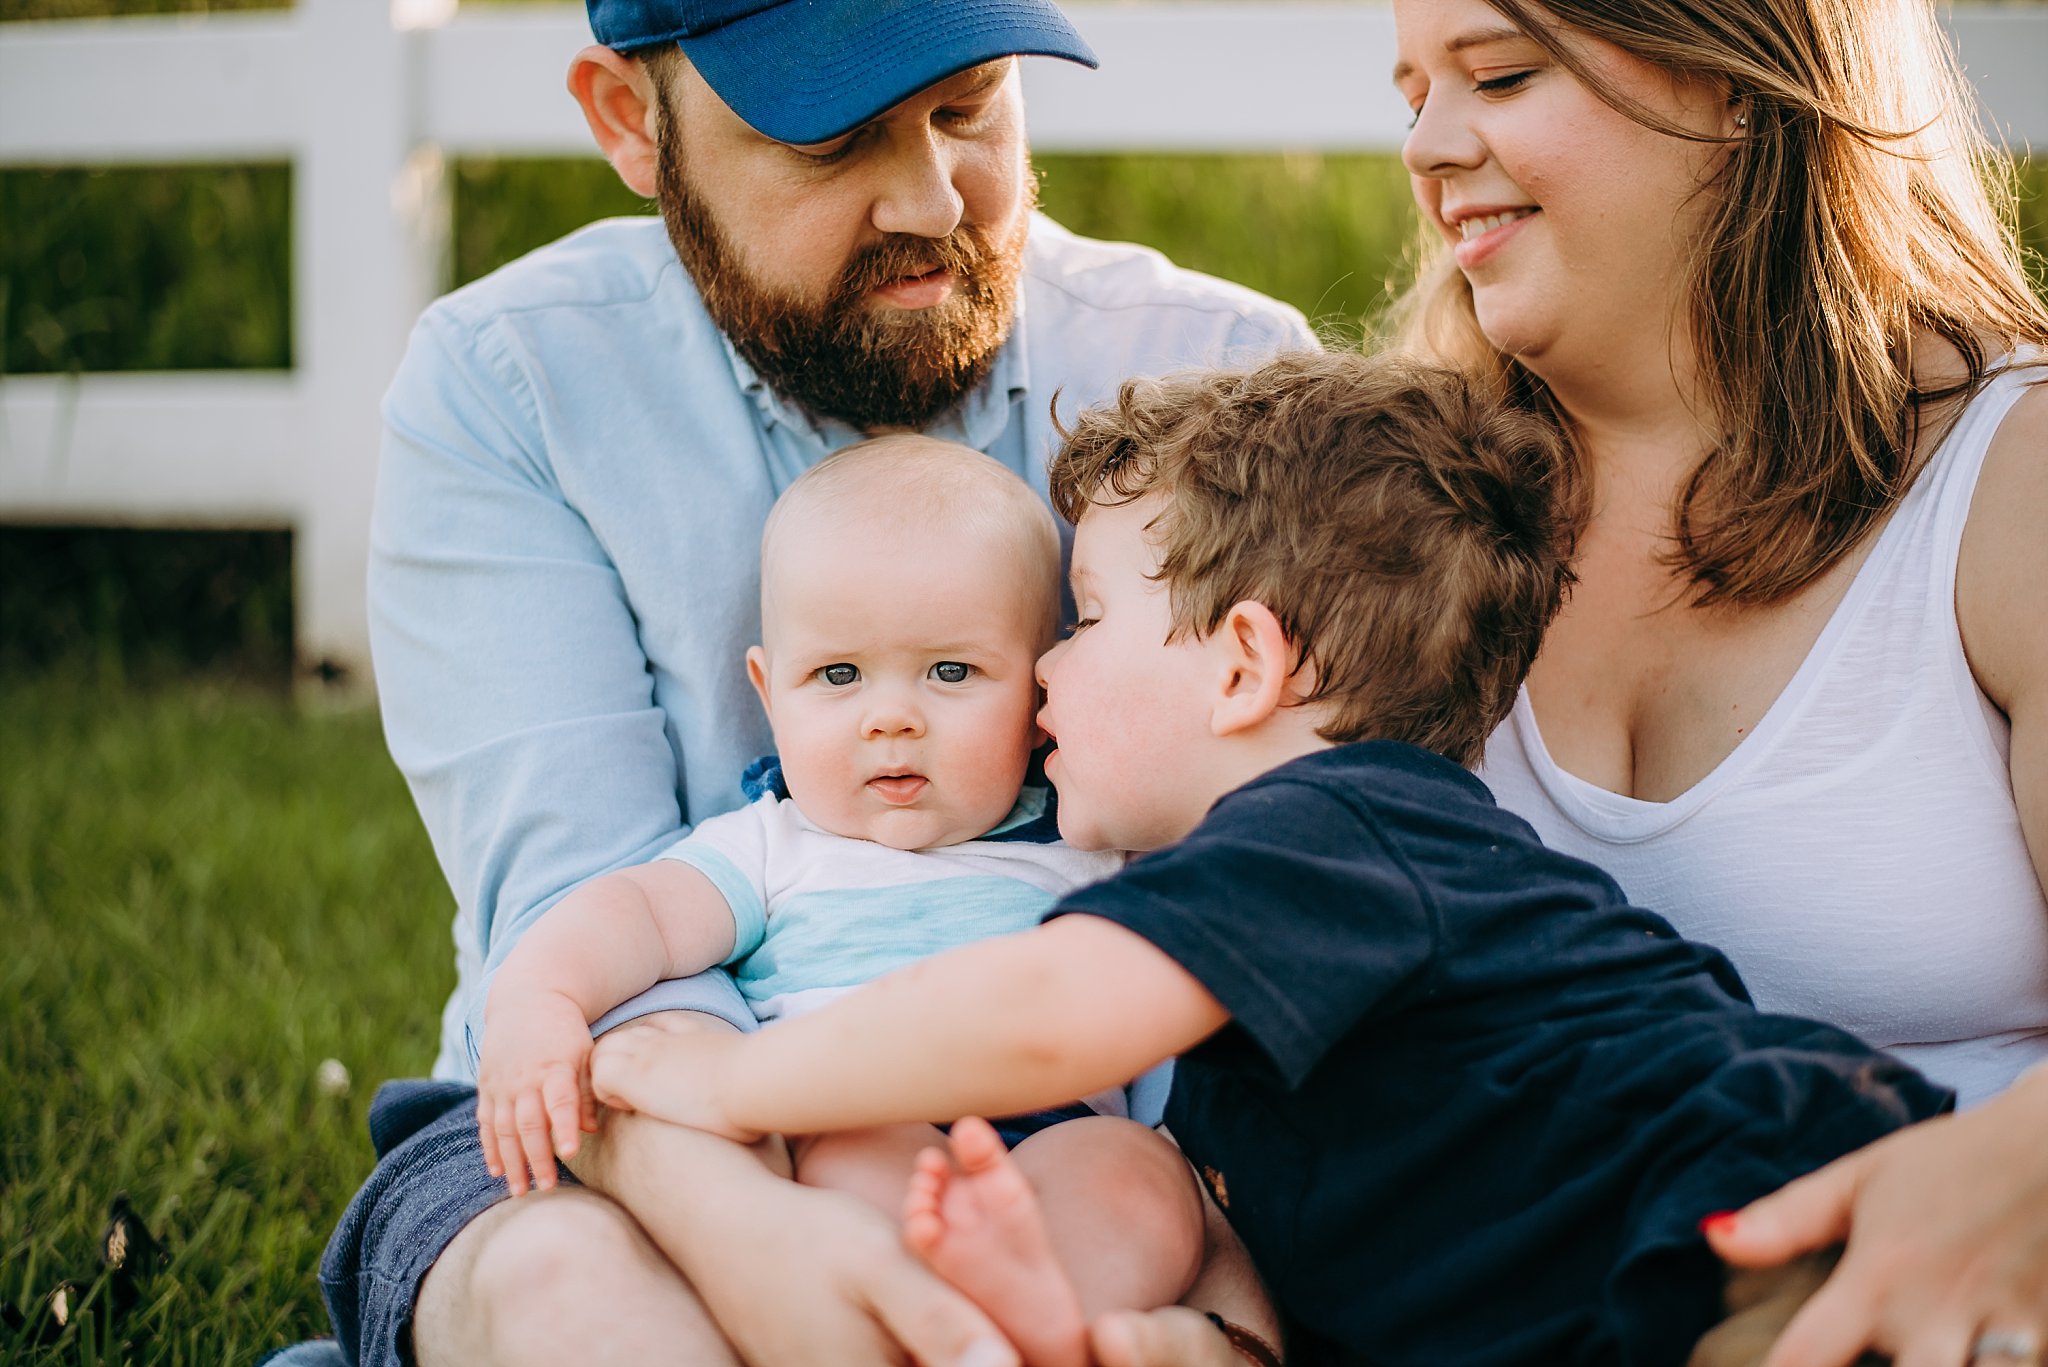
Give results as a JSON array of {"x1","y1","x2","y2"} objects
[
  {"x1": 478, "y1": 859, "x2": 737, "y2": 1194},
  {"x1": 590, "y1": 914, "x2": 1229, "y2": 1142}
]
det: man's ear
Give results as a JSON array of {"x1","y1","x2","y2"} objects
[
  {"x1": 1210, "y1": 600, "x2": 1298, "y2": 738},
  {"x1": 567, "y1": 45, "x2": 662, "y2": 199},
  {"x1": 745, "y1": 646, "x2": 773, "y2": 720}
]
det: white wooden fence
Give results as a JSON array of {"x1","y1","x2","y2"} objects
[{"x1": 2, "y1": 1, "x2": 2045, "y2": 684}]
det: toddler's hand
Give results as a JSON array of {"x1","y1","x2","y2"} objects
[
  {"x1": 591, "y1": 1025, "x2": 762, "y2": 1144},
  {"x1": 476, "y1": 988, "x2": 599, "y2": 1195}
]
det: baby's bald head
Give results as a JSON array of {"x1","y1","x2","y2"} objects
[{"x1": 760, "y1": 435, "x2": 1063, "y2": 647}]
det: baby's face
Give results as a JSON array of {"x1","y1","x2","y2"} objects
[
  {"x1": 750, "y1": 520, "x2": 1048, "y2": 851},
  {"x1": 1035, "y1": 495, "x2": 1219, "y2": 853}
]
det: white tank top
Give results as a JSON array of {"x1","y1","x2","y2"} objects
[{"x1": 1479, "y1": 362, "x2": 2048, "y2": 1107}]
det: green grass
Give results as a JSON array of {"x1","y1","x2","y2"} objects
[{"x1": 0, "y1": 675, "x2": 450, "y2": 1363}]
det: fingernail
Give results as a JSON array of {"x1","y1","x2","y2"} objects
[
  {"x1": 954, "y1": 1336, "x2": 1014, "y2": 1367},
  {"x1": 1699, "y1": 1211, "x2": 1738, "y2": 1236}
]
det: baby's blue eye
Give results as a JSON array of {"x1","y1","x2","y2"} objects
[
  {"x1": 929, "y1": 662, "x2": 972, "y2": 684},
  {"x1": 821, "y1": 663, "x2": 859, "y2": 686}
]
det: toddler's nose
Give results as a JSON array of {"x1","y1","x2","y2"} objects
[{"x1": 1035, "y1": 638, "x2": 1068, "y2": 690}]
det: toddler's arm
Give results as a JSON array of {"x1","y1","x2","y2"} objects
[
  {"x1": 592, "y1": 914, "x2": 1227, "y2": 1141},
  {"x1": 479, "y1": 859, "x2": 737, "y2": 1193}
]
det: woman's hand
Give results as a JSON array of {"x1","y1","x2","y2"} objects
[{"x1": 1706, "y1": 1068, "x2": 2048, "y2": 1367}]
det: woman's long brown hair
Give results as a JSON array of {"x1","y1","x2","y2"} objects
[{"x1": 1393, "y1": 0, "x2": 2048, "y2": 607}]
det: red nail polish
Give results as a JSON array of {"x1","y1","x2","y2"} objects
[{"x1": 1699, "y1": 1211, "x2": 1738, "y2": 1236}]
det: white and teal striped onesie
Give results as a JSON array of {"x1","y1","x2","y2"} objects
[{"x1": 656, "y1": 782, "x2": 1124, "y2": 1023}]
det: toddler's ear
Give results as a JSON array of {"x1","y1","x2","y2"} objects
[{"x1": 1210, "y1": 601, "x2": 1294, "y2": 737}]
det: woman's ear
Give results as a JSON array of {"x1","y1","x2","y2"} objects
[
  {"x1": 1210, "y1": 600, "x2": 1299, "y2": 738},
  {"x1": 567, "y1": 45, "x2": 662, "y2": 199}
]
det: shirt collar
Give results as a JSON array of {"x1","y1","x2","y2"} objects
[{"x1": 718, "y1": 288, "x2": 1032, "y2": 455}]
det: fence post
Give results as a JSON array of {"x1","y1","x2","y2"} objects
[{"x1": 291, "y1": 0, "x2": 449, "y2": 687}]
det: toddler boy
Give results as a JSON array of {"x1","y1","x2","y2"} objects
[
  {"x1": 589, "y1": 354, "x2": 1953, "y2": 1367},
  {"x1": 476, "y1": 435, "x2": 1205, "y2": 1367}
]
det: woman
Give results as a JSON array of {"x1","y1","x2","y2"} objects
[{"x1": 1391, "y1": 0, "x2": 2048, "y2": 1362}]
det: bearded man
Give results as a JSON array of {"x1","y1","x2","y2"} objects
[{"x1": 308, "y1": 3, "x2": 1311, "y2": 1365}]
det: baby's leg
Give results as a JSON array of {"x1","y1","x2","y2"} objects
[
  {"x1": 791, "y1": 1123, "x2": 949, "y2": 1218},
  {"x1": 1009, "y1": 1117, "x2": 1206, "y2": 1318},
  {"x1": 903, "y1": 1116, "x2": 1206, "y2": 1367}
]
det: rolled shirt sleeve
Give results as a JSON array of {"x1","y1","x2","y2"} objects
[{"x1": 371, "y1": 308, "x2": 755, "y2": 1080}]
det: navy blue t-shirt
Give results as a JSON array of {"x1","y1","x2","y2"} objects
[{"x1": 1052, "y1": 742, "x2": 1951, "y2": 1367}]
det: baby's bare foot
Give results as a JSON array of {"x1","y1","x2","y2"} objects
[{"x1": 902, "y1": 1117, "x2": 1088, "y2": 1367}]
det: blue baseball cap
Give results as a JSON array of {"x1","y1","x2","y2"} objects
[{"x1": 588, "y1": 0, "x2": 1100, "y2": 146}]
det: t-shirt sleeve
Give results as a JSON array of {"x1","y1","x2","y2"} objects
[
  {"x1": 654, "y1": 800, "x2": 772, "y2": 963},
  {"x1": 1049, "y1": 779, "x2": 1437, "y2": 1088}
]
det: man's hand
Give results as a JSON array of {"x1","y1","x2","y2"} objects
[
  {"x1": 1705, "y1": 1067, "x2": 2048, "y2": 1367},
  {"x1": 590, "y1": 1019, "x2": 764, "y2": 1143},
  {"x1": 570, "y1": 1053, "x2": 1019, "y2": 1367},
  {"x1": 476, "y1": 987, "x2": 600, "y2": 1194}
]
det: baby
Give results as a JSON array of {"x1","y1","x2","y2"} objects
[
  {"x1": 474, "y1": 434, "x2": 1205, "y2": 1366},
  {"x1": 589, "y1": 353, "x2": 1954, "y2": 1367}
]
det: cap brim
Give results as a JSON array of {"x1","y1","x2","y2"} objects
[{"x1": 679, "y1": 0, "x2": 1098, "y2": 146}]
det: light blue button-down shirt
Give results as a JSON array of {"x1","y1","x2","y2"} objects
[{"x1": 367, "y1": 212, "x2": 1314, "y2": 1080}]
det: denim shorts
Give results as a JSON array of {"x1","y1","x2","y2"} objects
[
  {"x1": 317, "y1": 1079, "x2": 1105, "y2": 1365},
  {"x1": 319, "y1": 1080, "x2": 533, "y2": 1367}
]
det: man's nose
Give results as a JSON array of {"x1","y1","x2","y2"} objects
[{"x1": 870, "y1": 129, "x2": 966, "y2": 240}]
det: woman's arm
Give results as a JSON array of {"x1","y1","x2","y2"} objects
[
  {"x1": 1959, "y1": 380, "x2": 2048, "y2": 896},
  {"x1": 1706, "y1": 381, "x2": 2048, "y2": 1367},
  {"x1": 591, "y1": 915, "x2": 1230, "y2": 1142}
]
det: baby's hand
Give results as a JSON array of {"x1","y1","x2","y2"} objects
[
  {"x1": 476, "y1": 989, "x2": 599, "y2": 1195},
  {"x1": 590, "y1": 1025, "x2": 763, "y2": 1144}
]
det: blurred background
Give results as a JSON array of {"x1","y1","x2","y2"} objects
[{"x1": 2, "y1": 1, "x2": 2044, "y2": 1360}]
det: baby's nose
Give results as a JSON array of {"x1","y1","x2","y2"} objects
[{"x1": 862, "y1": 694, "x2": 925, "y2": 738}]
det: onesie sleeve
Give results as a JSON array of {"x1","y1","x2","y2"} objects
[
  {"x1": 1050, "y1": 778, "x2": 1437, "y2": 1088},
  {"x1": 654, "y1": 799, "x2": 774, "y2": 965}
]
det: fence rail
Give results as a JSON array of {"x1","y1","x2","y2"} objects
[{"x1": 3, "y1": 1, "x2": 2045, "y2": 681}]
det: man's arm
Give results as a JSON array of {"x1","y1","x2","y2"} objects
[
  {"x1": 565, "y1": 1012, "x2": 1030, "y2": 1367},
  {"x1": 593, "y1": 915, "x2": 1230, "y2": 1140},
  {"x1": 371, "y1": 308, "x2": 752, "y2": 1076}
]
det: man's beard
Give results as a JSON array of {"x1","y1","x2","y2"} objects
[{"x1": 655, "y1": 107, "x2": 1030, "y2": 432}]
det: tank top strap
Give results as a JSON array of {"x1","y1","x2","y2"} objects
[{"x1": 1915, "y1": 358, "x2": 2043, "y2": 612}]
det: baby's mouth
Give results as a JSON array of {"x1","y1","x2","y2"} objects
[{"x1": 867, "y1": 773, "x2": 929, "y2": 804}]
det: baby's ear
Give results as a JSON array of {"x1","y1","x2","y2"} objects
[
  {"x1": 745, "y1": 647, "x2": 773, "y2": 718},
  {"x1": 1210, "y1": 600, "x2": 1295, "y2": 737}
]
